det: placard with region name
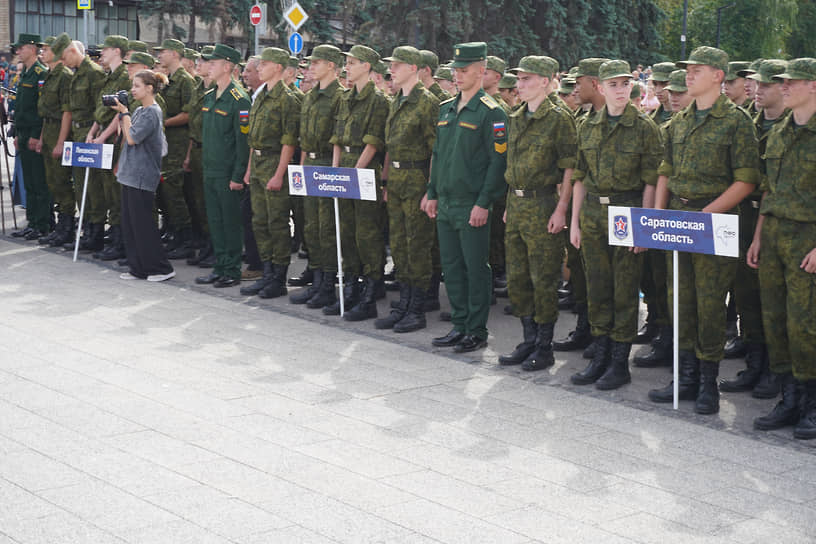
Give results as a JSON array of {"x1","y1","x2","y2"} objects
[
  {"x1": 288, "y1": 165, "x2": 376, "y2": 201},
  {"x1": 61, "y1": 142, "x2": 114, "y2": 169}
]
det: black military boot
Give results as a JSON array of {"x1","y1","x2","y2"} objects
[
  {"x1": 187, "y1": 238, "x2": 212, "y2": 265},
  {"x1": 522, "y1": 322, "x2": 555, "y2": 371},
  {"x1": 723, "y1": 335, "x2": 747, "y2": 359},
  {"x1": 288, "y1": 267, "x2": 314, "y2": 287},
  {"x1": 635, "y1": 319, "x2": 659, "y2": 345},
  {"x1": 754, "y1": 373, "x2": 800, "y2": 431},
  {"x1": 344, "y1": 276, "x2": 378, "y2": 321},
  {"x1": 596, "y1": 341, "x2": 632, "y2": 390},
  {"x1": 376, "y1": 283, "x2": 411, "y2": 329},
  {"x1": 166, "y1": 227, "x2": 195, "y2": 259},
  {"x1": 78, "y1": 223, "x2": 105, "y2": 252},
  {"x1": 291, "y1": 269, "x2": 323, "y2": 304},
  {"x1": 648, "y1": 350, "x2": 700, "y2": 403},
  {"x1": 38, "y1": 221, "x2": 59, "y2": 245},
  {"x1": 582, "y1": 338, "x2": 598, "y2": 360},
  {"x1": 571, "y1": 335, "x2": 611, "y2": 385},
  {"x1": 393, "y1": 287, "x2": 427, "y2": 333},
  {"x1": 752, "y1": 351, "x2": 782, "y2": 399},
  {"x1": 498, "y1": 316, "x2": 538, "y2": 366},
  {"x1": 306, "y1": 271, "x2": 337, "y2": 309},
  {"x1": 322, "y1": 276, "x2": 358, "y2": 315},
  {"x1": 424, "y1": 274, "x2": 441, "y2": 312},
  {"x1": 63, "y1": 220, "x2": 88, "y2": 250},
  {"x1": 241, "y1": 261, "x2": 274, "y2": 296},
  {"x1": 793, "y1": 381, "x2": 816, "y2": 440},
  {"x1": 553, "y1": 305, "x2": 592, "y2": 351},
  {"x1": 719, "y1": 342, "x2": 765, "y2": 392},
  {"x1": 49, "y1": 214, "x2": 75, "y2": 247},
  {"x1": 97, "y1": 225, "x2": 126, "y2": 261},
  {"x1": 695, "y1": 361, "x2": 720, "y2": 414},
  {"x1": 259, "y1": 264, "x2": 288, "y2": 299},
  {"x1": 633, "y1": 326, "x2": 673, "y2": 367}
]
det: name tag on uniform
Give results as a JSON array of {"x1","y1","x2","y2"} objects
[
  {"x1": 437, "y1": 120, "x2": 449, "y2": 127},
  {"x1": 201, "y1": 106, "x2": 210, "y2": 112},
  {"x1": 214, "y1": 109, "x2": 228, "y2": 116},
  {"x1": 458, "y1": 121, "x2": 478, "y2": 130}
]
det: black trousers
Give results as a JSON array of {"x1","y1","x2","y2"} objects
[
  {"x1": 121, "y1": 184, "x2": 173, "y2": 278},
  {"x1": 241, "y1": 185, "x2": 262, "y2": 270}
]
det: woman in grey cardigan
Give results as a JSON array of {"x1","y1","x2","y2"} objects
[{"x1": 111, "y1": 70, "x2": 175, "y2": 281}]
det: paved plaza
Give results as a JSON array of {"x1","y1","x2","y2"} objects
[{"x1": 1, "y1": 204, "x2": 815, "y2": 543}]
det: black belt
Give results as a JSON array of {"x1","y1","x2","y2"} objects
[
  {"x1": 72, "y1": 120, "x2": 94, "y2": 129},
  {"x1": 306, "y1": 151, "x2": 332, "y2": 160},
  {"x1": 741, "y1": 198, "x2": 760, "y2": 209},
  {"x1": 253, "y1": 148, "x2": 282, "y2": 156},
  {"x1": 191, "y1": 140, "x2": 202, "y2": 148},
  {"x1": 43, "y1": 117, "x2": 61, "y2": 124},
  {"x1": 342, "y1": 145, "x2": 363, "y2": 154},
  {"x1": 390, "y1": 159, "x2": 430, "y2": 170},
  {"x1": 510, "y1": 186, "x2": 556, "y2": 198},
  {"x1": 586, "y1": 190, "x2": 641, "y2": 205},
  {"x1": 671, "y1": 195, "x2": 714, "y2": 208}
]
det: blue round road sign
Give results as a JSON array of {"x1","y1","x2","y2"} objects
[{"x1": 288, "y1": 32, "x2": 303, "y2": 55}]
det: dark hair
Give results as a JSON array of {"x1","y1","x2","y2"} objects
[{"x1": 134, "y1": 69, "x2": 168, "y2": 94}]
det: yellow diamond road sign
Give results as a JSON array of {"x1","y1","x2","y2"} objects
[{"x1": 284, "y1": 2, "x2": 309, "y2": 31}]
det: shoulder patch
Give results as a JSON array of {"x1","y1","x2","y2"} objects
[
  {"x1": 34, "y1": 66, "x2": 44, "y2": 75},
  {"x1": 480, "y1": 95, "x2": 498, "y2": 110},
  {"x1": 230, "y1": 88, "x2": 243, "y2": 101}
]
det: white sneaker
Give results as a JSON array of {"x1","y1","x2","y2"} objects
[
  {"x1": 120, "y1": 272, "x2": 139, "y2": 280},
  {"x1": 147, "y1": 270, "x2": 176, "y2": 282}
]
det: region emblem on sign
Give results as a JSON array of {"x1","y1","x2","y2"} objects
[
  {"x1": 613, "y1": 215, "x2": 628, "y2": 240},
  {"x1": 292, "y1": 171, "x2": 303, "y2": 190}
]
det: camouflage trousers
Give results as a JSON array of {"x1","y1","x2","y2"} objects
[
  {"x1": 303, "y1": 196, "x2": 336, "y2": 272},
  {"x1": 566, "y1": 204, "x2": 587, "y2": 306},
  {"x1": 490, "y1": 190, "x2": 506, "y2": 272},
  {"x1": 387, "y1": 176, "x2": 434, "y2": 290},
  {"x1": 505, "y1": 191, "x2": 564, "y2": 325},
  {"x1": 250, "y1": 152, "x2": 291, "y2": 266},
  {"x1": 734, "y1": 198, "x2": 764, "y2": 343},
  {"x1": 160, "y1": 133, "x2": 192, "y2": 230},
  {"x1": 41, "y1": 120, "x2": 74, "y2": 216},
  {"x1": 339, "y1": 153, "x2": 385, "y2": 280},
  {"x1": 760, "y1": 216, "x2": 816, "y2": 380},
  {"x1": 580, "y1": 198, "x2": 643, "y2": 343},
  {"x1": 640, "y1": 249, "x2": 669, "y2": 327}
]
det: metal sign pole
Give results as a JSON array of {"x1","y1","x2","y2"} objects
[
  {"x1": 333, "y1": 197, "x2": 344, "y2": 316},
  {"x1": 73, "y1": 168, "x2": 90, "y2": 262},
  {"x1": 673, "y1": 250, "x2": 679, "y2": 410}
]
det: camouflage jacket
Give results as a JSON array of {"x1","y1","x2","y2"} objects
[
  {"x1": 658, "y1": 94, "x2": 759, "y2": 200},
  {"x1": 37, "y1": 62, "x2": 71, "y2": 123},
  {"x1": 299, "y1": 79, "x2": 343, "y2": 157},
  {"x1": 184, "y1": 79, "x2": 210, "y2": 143},
  {"x1": 650, "y1": 104, "x2": 673, "y2": 126},
  {"x1": 161, "y1": 66, "x2": 195, "y2": 143},
  {"x1": 427, "y1": 82, "x2": 451, "y2": 102},
  {"x1": 331, "y1": 80, "x2": 389, "y2": 167},
  {"x1": 94, "y1": 63, "x2": 130, "y2": 127},
  {"x1": 574, "y1": 103, "x2": 662, "y2": 193},
  {"x1": 753, "y1": 108, "x2": 788, "y2": 195},
  {"x1": 385, "y1": 81, "x2": 438, "y2": 162},
  {"x1": 505, "y1": 98, "x2": 576, "y2": 190},
  {"x1": 247, "y1": 80, "x2": 300, "y2": 151},
  {"x1": 69, "y1": 56, "x2": 106, "y2": 124}
]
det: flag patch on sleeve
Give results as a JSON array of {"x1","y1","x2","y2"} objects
[{"x1": 493, "y1": 122, "x2": 505, "y2": 138}]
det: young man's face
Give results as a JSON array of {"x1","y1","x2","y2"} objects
[
  {"x1": 652, "y1": 80, "x2": 669, "y2": 104},
  {"x1": 344, "y1": 56, "x2": 369, "y2": 85},
  {"x1": 388, "y1": 61, "x2": 414, "y2": 89},
  {"x1": 669, "y1": 89, "x2": 693, "y2": 112},
  {"x1": 754, "y1": 81, "x2": 783, "y2": 110},
  {"x1": 257, "y1": 60, "x2": 280, "y2": 83},
  {"x1": 723, "y1": 78, "x2": 746, "y2": 103},
  {"x1": 516, "y1": 72, "x2": 548, "y2": 104},
  {"x1": 685, "y1": 65, "x2": 722, "y2": 97},
  {"x1": 309, "y1": 59, "x2": 333, "y2": 82},
  {"x1": 575, "y1": 75, "x2": 598, "y2": 103},
  {"x1": 600, "y1": 77, "x2": 632, "y2": 110},
  {"x1": 455, "y1": 63, "x2": 485, "y2": 93},
  {"x1": 781, "y1": 78, "x2": 816, "y2": 110}
]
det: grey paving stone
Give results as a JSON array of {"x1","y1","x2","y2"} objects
[
  {"x1": 390, "y1": 442, "x2": 522, "y2": 486},
  {"x1": 0, "y1": 449, "x2": 86, "y2": 491},
  {"x1": 279, "y1": 499, "x2": 416, "y2": 543},
  {"x1": 483, "y1": 504, "x2": 637, "y2": 543},
  {"x1": 711, "y1": 517, "x2": 813, "y2": 544},
  {"x1": 295, "y1": 438, "x2": 422, "y2": 479},
  {"x1": 223, "y1": 412, "x2": 334, "y2": 447},
  {"x1": 0, "y1": 511, "x2": 127, "y2": 544},
  {"x1": 0, "y1": 477, "x2": 61, "y2": 523},
  {"x1": 103, "y1": 429, "x2": 222, "y2": 469},
  {"x1": 600, "y1": 512, "x2": 741, "y2": 544},
  {"x1": 121, "y1": 520, "x2": 234, "y2": 544},
  {"x1": 698, "y1": 486, "x2": 816, "y2": 534},
  {"x1": 235, "y1": 525, "x2": 340, "y2": 544}
]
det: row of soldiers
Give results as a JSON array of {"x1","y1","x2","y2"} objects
[{"x1": 7, "y1": 31, "x2": 816, "y2": 439}]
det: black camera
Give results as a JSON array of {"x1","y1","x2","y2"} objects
[{"x1": 102, "y1": 90, "x2": 129, "y2": 108}]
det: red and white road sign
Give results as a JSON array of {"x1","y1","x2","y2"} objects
[{"x1": 250, "y1": 4, "x2": 263, "y2": 26}]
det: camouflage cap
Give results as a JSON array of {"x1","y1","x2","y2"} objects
[
  {"x1": 123, "y1": 51, "x2": 156, "y2": 68},
  {"x1": 773, "y1": 57, "x2": 816, "y2": 82},
  {"x1": 558, "y1": 78, "x2": 575, "y2": 95},
  {"x1": 725, "y1": 61, "x2": 750, "y2": 81},
  {"x1": 200, "y1": 45, "x2": 215, "y2": 57},
  {"x1": 598, "y1": 59, "x2": 632, "y2": 81},
  {"x1": 383, "y1": 46, "x2": 421, "y2": 67},
  {"x1": 259, "y1": 47, "x2": 289, "y2": 65},
  {"x1": 184, "y1": 48, "x2": 200, "y2": 61},
  {"x1": 747, "y1": 59, "x2": 787, "y2": 84},
  {"x1": 343, "y1": 44, "x2": 380, "y2": 67},
  {"x1": 433, "y1": 65, "x2": 453, "y2": 82},
  {"x1": 287, "y1": 56, "x2": 299, "y2": 68},
  {"x1": 567, "y1": 66, "x2": 579, "y2": 78},
  {"x1": 48, "y1": 33, "x2": 72, "y2": 59},
  {"x1": 13, "y1": 33, "x2": 43, "y2": 48},
  {"x1": 486, "y1": 55, "x2": 505, "y2": 74},
  {"x1": 574, "y1": 58, "x2": 611, "y2": 78},
  {"x1": 452, "y1": 42, "x2": 487, "y2": 68},
  {"x1": 498, "y1": 73, "x2": 517, "y2": 89},
  {"x1": 128, "y1": 40, "x2": 148, "y2": 53},
  {"x1": 650, "y1": 61, "x2": 676, "y2": 82},
  {"x1": 630, "y1": 81, "x2": 642, "y2": 99},
  {"x1": 738, "y1": 58, "x2": 766, "y2": 77},
  {"x1": 100, "y1": 35, "x2": 129, "y2": 52},
  {"x1": 509, "y1": 55, "x2": 558, "y2": 78},
  {"x1": 372, "y1": 60, "x2": 388, "y2": 75},
  {"x1": 43, "y1": 36, "x2": 56, "y2": 47},
  {"x1": 666, "y1": 69, "x2": 688, "y2": 93},
  {"x1": 307, "y1": 44, "x2": 344, "y2": 66},
  {"x1": 153, "y1": 38, "x2": 185, "y2": 54},
  {"x1": 676, "y1": 46, "x2": 728, "y2": 73},
  {"x1": 202, "y1": 43, "x2": 241, "y2": 64},
  {"x1": 419, "y1": 50, "x2": 439, "y2": 71}
]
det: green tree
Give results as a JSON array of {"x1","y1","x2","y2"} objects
[{"x1": 785, "y1": 0, "x2": 816, "y2": 58}]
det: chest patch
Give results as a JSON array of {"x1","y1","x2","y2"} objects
[
  {"x1": 214, "y1": 108, "x2": 228, "y2": 116},
  {"x1": 459, "y1": 121, "x2": 478, "y2": 130}
]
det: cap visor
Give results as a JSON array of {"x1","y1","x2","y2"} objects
[
  {"x1": 666, "y1": 86, "x2": 687, "y2": 92},
  {"x1": 601, "y1": 72, "x2": 633, "y2": 81},
  {"x1": 737, "y1": 70, "x2": 755, "y2": 78},
  {"x1": 451, "y1": 59, "x2": 479, "y2": 68}
]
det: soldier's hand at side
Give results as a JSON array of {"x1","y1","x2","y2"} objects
[
  {"x1": 85, "y1": 133, "x2": 94, "y2": 144},
  {"x1": 420, "y1": 193, "x2": 428, "y2": 212},
  {"x1": 469, "y1": 205, "x2": 488, "y2": 227},
  {"x1": 52, "y1": 142, "x2": 63, "y2": 158},
  {"x1": 425, "y1": 199, "x2": 438, "y2": 219},
  {"x1": 631, "y1": 246, "x2": 647, "y2": 254},
  {"x1": 243, "y1": 169, "x2": 250, "y2": 186},
  {"x1": 266, "y1": 174, "x2": 283, "y2": 192},
  {"x1": 800, "y1": 248, "x2": 816, "y2": 274},
  {"x1": 570, "y1": 227, "x2": 581, "y2": 250},
  {"x1": 228, "y1": 181, "x2": 244, "y2": 191},
  {"x1": 92, "y1": 136, "x2": 106, "y2": 145},
  {"x1": 503, "y1": 210, "x2": 506, "y2": 224},
  {"x1": 547, "y1": 208, "x2": 567, "y2": 234},
  {"x1": 747, "y1": 239, "x2": 761, "y2": 269},
  {"x1": 183, "y1": 156, "x2": 191, "y2": 172},
  {"x1": 382, "y1": 187, "x2": 387, "y2": 202}
]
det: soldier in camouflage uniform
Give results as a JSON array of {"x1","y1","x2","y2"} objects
[
  {"x1": 154, "y1": 39, "x2": 196, "y2": 259},
  {"x1": 433, "y1": 65, "x2": 457, "y2": 97},
  {"x1": 374, "y1": 46, "x2": 439, "y2": 332},
  {"x1": 721, "y1": 59, "x2": 789, "y2": 398},
  {"x1": 738, "y1": 59, "x2": 764, "y2": 116},
  {"x1": 239, "y1": 48, "x2": 300, "y2": 300},
  {"x1": 36, "y1": 34, "x2": 74, "y2": 247},
  {"x1": 417, "y1": 50, "x2": 450, "y2": 102},
  {"x1": 556, "y1": 75, "x2": 579, "y2": 113},
  {"x1": 498, "y1": 55, "x2": 576, "y2": 370},
  {"x1": 748, "y1": 58, "x2": 816, "y2": 439},
  {"x1": 569, "y1": 60, "x2": 662, "y2": 389},
  {"x1": 498, "y1": 73, "x2": 518, "y2": 109},
  {"x1": 724, "y1": 61, "x2": 752, "y2": 110},
  {"x1": 649, "y1": 47, "x2": 760, "y2": 415},
  {"x1": 284, "y1": 55, "x2": 306, "y2": 258},
  {"x1": 182, "y1": 48, "x2": 198, "y2": 77},
  {"x1": 60, "y1": 38, "x2": 107, "y2": 251},
  {"x1": 289, "y1": 45, "x2": 345, "y2": 310},
  {"x1": 126, "y1": 40, "x2": 149, "y2": 56},
  {"x1": 329, "y1": 45, "x2": 389, "y2": 321}
]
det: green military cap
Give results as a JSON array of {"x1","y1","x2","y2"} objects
[
  {"x1": 99, "y1": 35, "x2": 128, "y2": 52},
  {"x1": 287, "y1": 56, "x2": 299, "y2": 68},
  {"x1": 498, "y1": 73, "x2": 517, "y2": 89},
  {"x1": 676, "y1": 46, "x2": 728, "y2": 73},
  {"x1": 343, "y1": 44, "x2": 380, "y2": 67},
  {"x1": 383, "y1": 45, "x2": 421, "y2": 67},
  {"x1": 259, "y1": 47, "x2": 289, "y2": 65},
  {"x1": 452, "y1": 42, "x2": 487, "y2": 68},
  {"x1": 486, "y1": 55, "x2": 505, "y2": 74},
  {"x1": 128, "y1": 40, "x2": 148, "y2": 53},
  {"x1": 13, "y1": 33, "x2": 43, "y2": 48},
  {"x1": 666, "y1": 69, "x2": 688, "y2": 92},
  {"x1": 419, "y1": 50, "x2": 439, "y2": 71},
  {"x1": 509, "y1": 55, "x2": 558, "y2": 78},
  {"x1": 44, "y1": 36, "x2": 56, "y2": 47},
  {"x1": 568, "y1": 66, "x2": 579, "y2": 77},
  {"x1": 433, "y1": 65, "x2": 453, "y2": 82},
  {"x1": 307, "y1": 44, "x2": 344, "y2": 66},
  {"x1": 747, "y1": 59, "x2": 787, "y2": 84},
  {"x1": 202, "y1": 43, "x2": 241, "y2": 64},
  {"x1": 773, "y1": 57, "x2": 816, "y2": 81},
  {"x1": 153, "y1": 38, "x2": 185, "y2": 54},
  {"x1": 725, "y1": 61, "x2": 750, "y2": 81},
  {"x1": 123, "y1": 51, "x2": 156, "y2": 68},
  {"x1": 599, "y1": 59, "x2": 632, "y2": 80},
  {"x1": 200, "y1": 45, "x2": 215, "y2": 57},
  {"x1": 630, "y1": 81, "x2": 642, "y2": 99},
  {"x1": 574, "y1": 58, "x2": 611, "y2": 78},
  {"x1": 650, "y1": 62, "x2": 676, "y2": 82},
  {"x1": 239, "y1": 61, "x2": 247, "y2": 69},
  {"x1": 372, "y1": 60, "x2": 388, "y2": 75},
  {"x1": 48, "y1": 33, "x2": 72, "y2": 59},
  {"x1": 184, "y1": 48, "x2": 200, "y2": 61},
  {"x1": 738, "y1": 58, "x2": 765, "y2": 77},
  {"x1": 558, "y1": 78, "x2": 575, "y2": 95}
]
